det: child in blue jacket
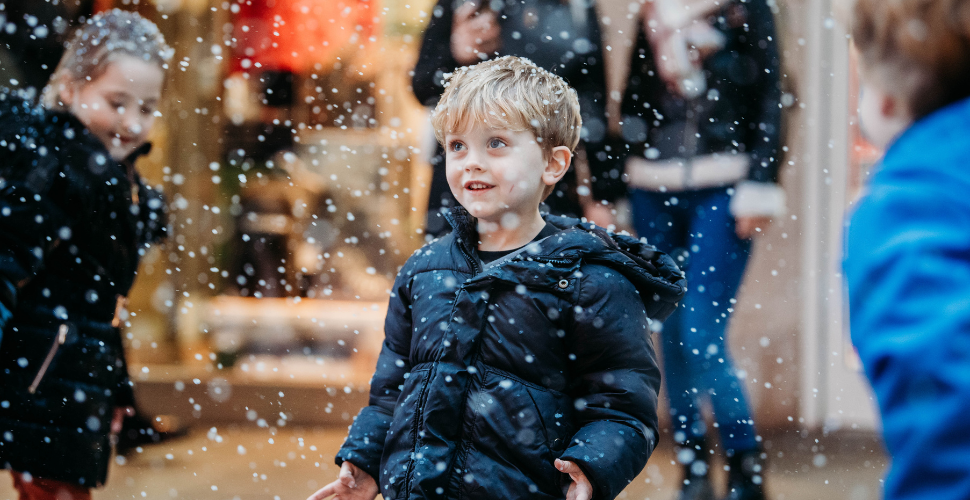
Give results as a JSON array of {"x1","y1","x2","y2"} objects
[
  {"x1": 844, "y1": 1, "x2": 970, "y2": 499},
  {"x1": 308, "y1": 56, "x2": 686, "y2": 500}
]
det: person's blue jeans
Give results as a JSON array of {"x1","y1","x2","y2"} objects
[{"x1": 630, "y1": 187, "x2": 759, "y2": 454}]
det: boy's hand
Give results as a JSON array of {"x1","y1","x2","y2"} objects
[
  {"x1": 307, "y1": 461, "x2": 378, "y2": 500},
  {"x1": 555, "y1": 459, "x2": 593, "y2": 500}
]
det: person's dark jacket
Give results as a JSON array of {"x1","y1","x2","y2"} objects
[
  {"x1": 0, "y1": 0, "x2": 76, "y2": 91},
  {"x1": 336, "y1": 206, "x2": 686, "y2": 500},
  {"x1": 413, "y1": 0, "x2": 621, "y2": 235},
  {"x1": 620, "y1": 0, "x2": 782, "y2": 186},
  {"x1": 0, "y1": 91, "x2": 167, "y2": 487}
]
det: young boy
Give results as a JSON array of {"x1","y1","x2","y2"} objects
[
  {"x1": 308, "y1": 56, "x2": 686, "y2": 500},
  {"x1": 844, "y1": 1, "x2": 970, "y2": 499}
]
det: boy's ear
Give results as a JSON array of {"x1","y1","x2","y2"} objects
[
  {"x1": 880, "y1": 91, "x2": 901, "y2": 120},
  {"x1": 543, "y1": 146, "x2": 572, "y2": 187}
]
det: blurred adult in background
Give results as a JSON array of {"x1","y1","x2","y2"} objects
[
  {"x1": 619, "y1": 0, "x2": 783, "y2": 499},
  {"x1": 412, "y1": 0, "x2": 620, "y2": 237},
  {"x1": 845, "y1": 1, "x2": 970, "y2": 499},
  {"x1": 0, "y1": 0, "x2": 94, "y2": 93}
]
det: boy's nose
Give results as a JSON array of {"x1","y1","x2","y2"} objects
[{"x1": 463, "y1": 149, "x2": 486, "y2": 171}]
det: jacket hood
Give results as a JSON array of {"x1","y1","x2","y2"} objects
[
  {"x1": 880, "y1": 96, "x2": 970, "y2": 191},
  {"x1": 0, "y1": 89, "x2": 164, "y2": 293},
  {"x1": 0, "y1": 90, "x2": 134, "y2": 200},
  {"x1": 445, "y1": 206, "x2": 687, "y2": 321}
]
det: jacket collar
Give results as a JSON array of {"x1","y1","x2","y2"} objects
[
  {"x1": 882, "y1": 95, "x2": 970, "y2": 183},
  {"x1": 443, "y1": 205, "x2": 687, "y2": 320}
]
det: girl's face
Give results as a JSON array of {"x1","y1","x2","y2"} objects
[{"x1": 61, "y1": 54, "x2": 165, "y2": 162}]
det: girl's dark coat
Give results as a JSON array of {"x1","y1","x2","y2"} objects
[
  {"x1": 0, "y1": 92, "x2": 166, "y2": 487},
  {"x1": 337, "y1": 207, "x2": 686, "y2": 500}
]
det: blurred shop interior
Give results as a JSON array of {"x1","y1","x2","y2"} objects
[{"x1": 3, "y1": 0, "x2": 887, "y2": 440}]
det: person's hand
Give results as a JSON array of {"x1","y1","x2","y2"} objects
[
  {"x1": 307, "y1": 461, "x2": 379, "y2": 500},
  {"x1": 584, "y1": 202, "x2": 616, "y2": 230},
  {"x1": 735, "y1": 216, "x2": 773, "y2": 239},
  {"x1": 555, "y1": 459, "x2": 593, "y2": 500},
  {"x1": 451, "y1": 1, "x2": 501, "y2": 65},
  {"x1": 111, "y1": 406, "x2": 135, "y2": 434}
]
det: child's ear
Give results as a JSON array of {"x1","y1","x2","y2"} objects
[
  {"x1": 57, "y1": 75, "x2": 76, "y2": 107},
  {"x1": 880, "y1": 92, "x2": 903, "y2": 120},
  {"x1": 543, "y1": 146, "x2": 572, "y2": 187}
]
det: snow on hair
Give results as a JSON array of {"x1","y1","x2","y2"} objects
[
  {"x1": 430, "y1": 56, "x2": 582, "y2": 155},
  {"x1": 42, "y1": 9, "x2": 173, "y2": 109}
]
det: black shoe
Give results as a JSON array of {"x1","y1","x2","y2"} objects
[
  {"x1": 676, "y1": 438, "x2": 715, "y2": 500},
  {"x1": 722, "y1": 450, "x2": 767, "y2": 500}
]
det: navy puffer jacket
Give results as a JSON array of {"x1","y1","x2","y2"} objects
[{"x1": 337, "y1": 207, "x2": 686, "y2": 500}]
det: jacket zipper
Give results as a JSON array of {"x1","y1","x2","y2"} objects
[
  {"x1": 458, "y1": 238, "x2": 482, "y2": 275},
  {"x1": 531, "y1": 256, "x2": 573, "y2": 265},
  {"x1": 28, "y1": 323, "x2": 68, "y2": 394},
  {"x1": 402, "y1": 359, "x2": 436, "y2": 494},
  {"x1": 404, "y1": 251, "x2": 480, "y2": 496}
]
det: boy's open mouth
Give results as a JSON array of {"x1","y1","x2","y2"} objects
[{"x1": 464, "y1": 181, "x2": 495, "y2": 192}]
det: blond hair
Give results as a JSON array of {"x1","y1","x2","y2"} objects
[
  {"x1": 430, "y1": 56, "x2": 582, "y2": 198},
  {"x1": 42, "y1": 9, "x2": 173, "y2": 110},
  {"x1": 853, "y1": 0, "x2": 970, "y2": 118}
]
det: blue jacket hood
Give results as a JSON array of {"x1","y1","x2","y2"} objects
[{"x1": 877, "y1": 96, "x2": 970, "y2": 191}]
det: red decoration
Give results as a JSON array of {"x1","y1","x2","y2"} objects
[{"x1": 230, "y1": 0, "x2": 379, "y2": 74}]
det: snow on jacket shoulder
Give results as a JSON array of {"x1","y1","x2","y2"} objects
[{"x1": 338, "y1": 206, "x2": 686, "y2": 500}]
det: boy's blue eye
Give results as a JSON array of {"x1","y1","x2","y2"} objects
[
  {"x1": 488, "y1": 138, "x2": 506, "y2": 148},
  {"x1": 449, "y1": 141, "x2": 464, "y2": 152}
]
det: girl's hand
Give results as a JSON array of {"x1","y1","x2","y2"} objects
[
  {"x1": 735, "y1": 216, "x2": 773, "y2": 239},
  {"x1": 584, "y1": 202, "x2": 616, "y2": 231},
  {"x1": 111, "y1": 406, "x2": 135, "y2": 435},
  {"x1": 451, "y1": 1, "x2": 501, "y2": 65},
  {"x1": 307, "y1": 461, "x2": 379, "y2": 500},
  {"x1": 555, "y1": 459, "x2": 593, "y2": 500}
]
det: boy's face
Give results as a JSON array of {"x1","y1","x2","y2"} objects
[
  {"x1": 61, "y1": 54, "x2": 164, "y2": 162},
  {"x1": 445, "y1": 123, "x2": 563, "y2": 226}
]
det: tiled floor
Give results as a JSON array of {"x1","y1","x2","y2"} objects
[{"x1": 0, "y1": 426, "x2": 887, "y2": 500}]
